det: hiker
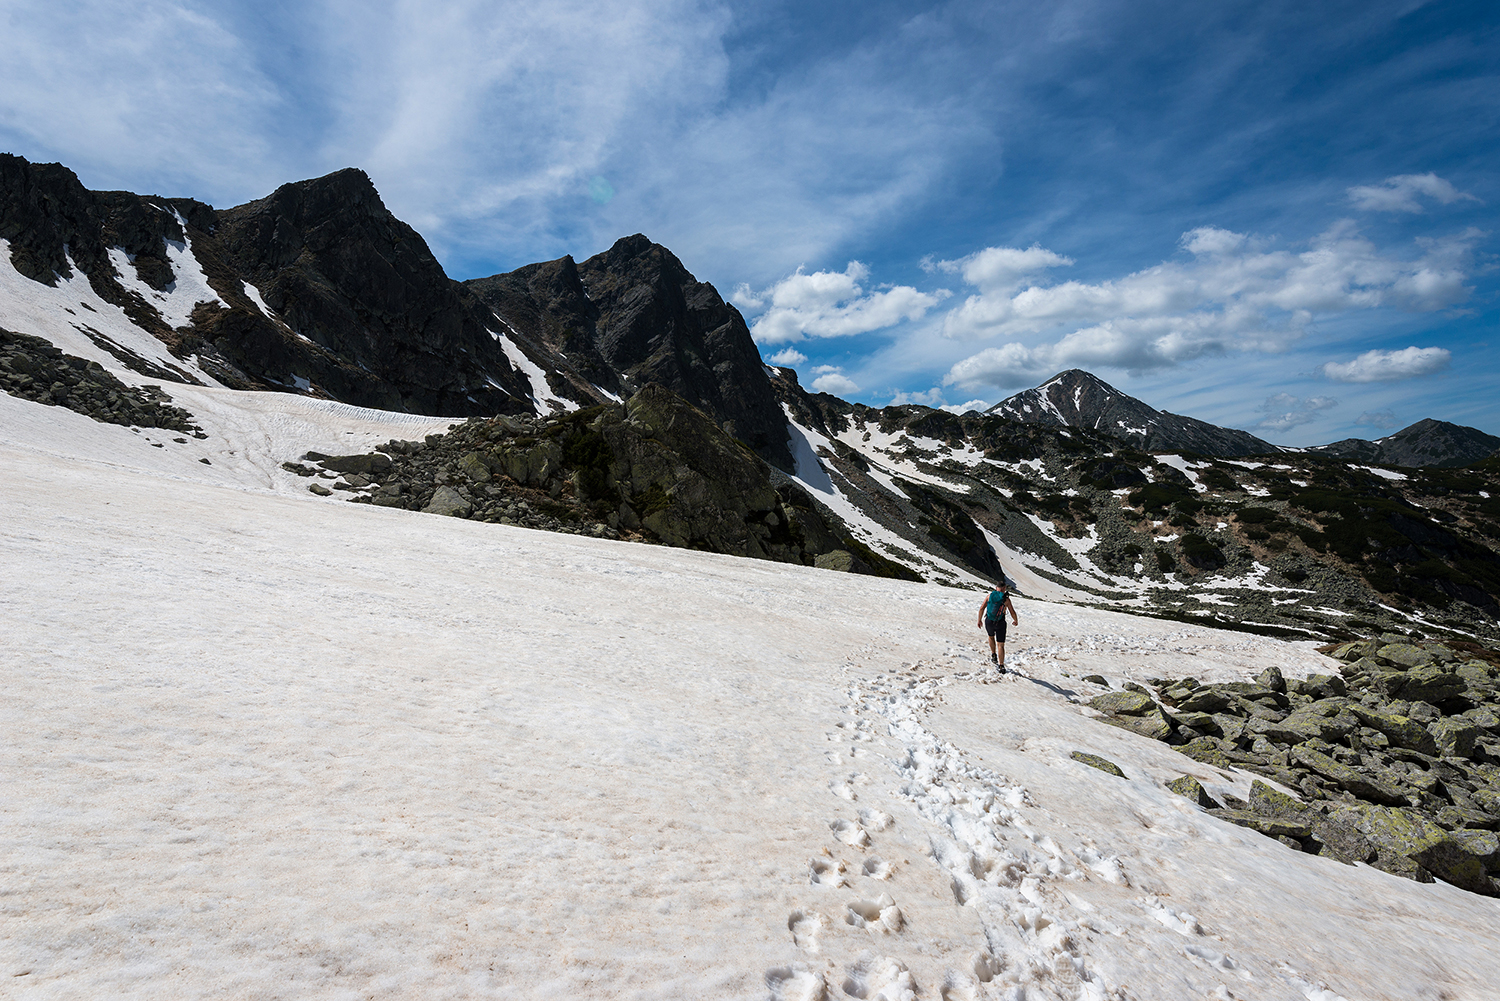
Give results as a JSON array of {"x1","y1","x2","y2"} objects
[{"x1": 977, "y1": 578, "x2": 1019, "y2": 668}]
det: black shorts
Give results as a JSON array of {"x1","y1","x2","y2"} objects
[{"x1": 985, "y1": 618, "x2": 1008, "y2": 641}]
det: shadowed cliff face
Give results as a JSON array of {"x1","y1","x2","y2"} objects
[
  {"x1": 211, "y1": 168, "x2": 535, "y2": 415},
  {"x1": 466, "y1": 234, "x2": 793, "y2": 472}
]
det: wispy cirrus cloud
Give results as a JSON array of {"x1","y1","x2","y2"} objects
[
  {"x1": 1321, "y1": 346, "x2": 1452, "y2": 382},
  {"x1": 1254, "y1": 393, "x2": 1338, "y2": 432},
  {"x1": 1355, "y1": 409, "x2": 1398, "y2": 429},
  {"x1": 1347, "y1": 173, "x2": 1481, "y2": 214},
  {"x1": 735, "y1": 262, "x2": 946, "y2": 345}
]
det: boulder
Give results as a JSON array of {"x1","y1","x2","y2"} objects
[
  {"x1": 1342, "y1": 806, "x2": 1499, "y2": 895},
  {"x1": 1399, "y1": 667, "x2": 1466, "y2": 705},
  {"x1": 1428, "y1": 718, "x2": 1479, "y2": 759},
  {"x1": 456, "y1": 451, "x2": 491, "y2": 483},
  {"x1": 306, "y1": 451, "x2": 394, "y2": 475},
  {"x1": 1331, "y1": 640, "x2": 1378, "y2": 661},
  {"x1": 1290, "y1": 745, "x2": 1407, "y2": 804},
  {"x1": 1178, "y1": 689, "x2": 1232, "y2": 713},
  {"x1": 1178, "y1": 737, "x2": 1234, "y2": 770},
  {"x1": 1166, "y1": 775, "x2": 1219, "y2": 808},
  {"x1": 1377, "y1": 643, "x2": 1435, "y2": 670},
  {"x1": 1257, "y1": 666, "x2": 1287, "y2": 694},
  {"x1": 423, "y1": 485, "x2": 472, "y2": 517},
  {"x1": 1089, "y1": 691, "x2": 1156, "y2": 716},
  {"x1": 1280, "y1": 708, "x2": 1358, "y2": 743},
  {"x1": 1349, "y1": 706, "x2": 1440, "y2": 756},
  {"x1": 1071, "y1": 751, "x2": 1125, "y2": 777},
  {"x1": 1248, "y1": 779, "x2": 1310, "y2": 818},
  {"x1": 815, "y1": 550, "x2": 870, "y2": 574},
  {"x1": 1104, "y1": 709, "x2": 1173, "y2": 741},
  {"x1": 1210, "y1": 809, "x2": 1312, "y2": 839},
  {"x1": 1291, "y1": 673, "x2": 1346, "y2": 700}
]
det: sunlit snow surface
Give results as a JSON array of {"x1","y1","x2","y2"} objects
[{"x1": 5, "y1": 389, "x2": 1500, "y2": 999}]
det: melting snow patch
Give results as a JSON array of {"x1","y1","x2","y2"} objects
[
  {"x1": 1354, "y1": 465, "x2": 1408, "y2": 481},
  {"x1": 490, "y1": 329, "x2": 579, "y2": 414}
]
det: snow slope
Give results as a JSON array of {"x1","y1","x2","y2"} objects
[{"x1": 4, "y1": 390, "x2": 1500, "y2": 1000}]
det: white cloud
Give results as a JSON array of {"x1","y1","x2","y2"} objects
[
  {"x1": 1254, "y1": 393, "x2": 1338, "y2": 433},
  {"x1": 940, "y1": 399, "x2": 990, "y2": 415},
  {"x1": 889, "y1": 388, "x2": 946, "y2": 407},
  {"x1": 1355, "y1": 410, "x2": 1398, "y2": 429},
  {"x1": 1320, "y1": 346, "x2": 1451, "y2": 382},
  {"x1": 764, "y1": 347, "x2": 806, "y2": 366},
  {"x1": 938, "y1": 224, "x2": 1482, "y2": 392},
  {"x1": 927, "y1": 245, "x2": 1073, "y2": 295},
  {"x1": 742, "y1": 262, "x2": 946, "y2": 344},
  {"x1": 810, "y1": 369, "x2": 860, "y2": 396},
  {"x1": 1347, "y1": 173, "x2": 1481, "y2": 214}
]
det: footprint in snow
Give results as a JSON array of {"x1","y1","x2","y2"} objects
[{"x1": 787, "y1": 909, "x2": 825, "y2": 952}]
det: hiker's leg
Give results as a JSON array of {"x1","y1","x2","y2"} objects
[{"x1": 996, "y1": 641, "x2": 1005, "y2": 667}]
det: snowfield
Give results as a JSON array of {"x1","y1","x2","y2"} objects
[{"x1": 4, "y1": 385, "x2": 1500, "y2": 1000}]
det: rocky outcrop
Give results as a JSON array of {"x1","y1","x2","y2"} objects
[
  {"x1": 1087, "y1": 634, "x2": 1500, "y2": 896},
  {"x1": 0, "y1": 326, "x2": 202, "y2": 434},
  {"x1": 466, "y1": 235, "x2": 792, "y2": 470},
  {"x1": 989, "y1": 369, "x2": 1278, "y2": 457},
  {"x1": 296, "y1": 383, "x2": 904, "y2": 575}
]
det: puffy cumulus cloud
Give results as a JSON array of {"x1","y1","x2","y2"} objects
[
  {"x1": 764, "y1": 347, "x2": 807, "y2": 366},
  {"x1": 940, "y1": 399, "x2": 991, "y2": 415},
  {"x1": 1254, "y1": 393, "x2": 1338, "y2": 433},
  {"x1": 936, "y1": 224, "x2": 1482, "y2": 393},
  {"x1": 1320, "y1": 346, "x2": 1451, "y2": 383},
  {"x1": 889, "y1": 387, "x2": 947, "y2": 407},
  {"x1": 809, "y1": 366, "x2": 860, "y2": 396},
  {"x1": 925, "y1": 245, "x2": 1073, "y2": 295},
  {"x1": 1347, "y1": 173, "x2": 1481, "y2": 214},
  {"x1": 741, "y1": 262, "x2": 946, "y2": 345},
  {"x1": 1355, "y1": 410, "x2": 1398, "y2": 429}
]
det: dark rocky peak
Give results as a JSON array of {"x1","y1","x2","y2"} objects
[
  {"x1": 468, "y1": 233, "x2": 793, "y2": 470},
  {"x1": 990, "y1": 368, "x2": 1277, "y2": 457},
  {"x1": 1309, "y1": 418, "x2": 1500, "y2": 469}
]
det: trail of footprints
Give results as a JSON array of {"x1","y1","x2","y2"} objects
[{"x1": 768, "y1": 643, "x2": 1255, "y2": 1001}]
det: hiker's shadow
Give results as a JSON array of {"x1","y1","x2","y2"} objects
[{"x1": 1016, "y1": 673, "x2": 1078, "y2": 699}]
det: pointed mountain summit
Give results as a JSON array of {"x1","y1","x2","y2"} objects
[
  {"x1": 988, "y1": 369, "x2": 1278, "y2": 456},
  {"x1": 1307, "y1": 418, "x2": 1500, "y2": 469}
]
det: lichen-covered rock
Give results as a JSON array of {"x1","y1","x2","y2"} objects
[
  {"x1": 1428, "y1": 718, "x2": 1479, "y2": 759},
  {"x1": 1340, "y1": 805, "x2": 1498, "y2": 894},
  {"x1": 1178, "y1": 689, "x2": 1232, "y2": 713},
  {"x1": 1210, "y1": 809, "x2": 1312, "y2": 839},
  {"x1": 1104, "y1": 709, "x2": 1174, "y2": 741},
  {"x1": 1166, "y1": 775, "x2": 1219, "y2": 808},
  {"x1": 456, "y1": 451, "x2": 491, "y2": 483},
  {"x1": 1280, "y1": 707, "x2": 1358, "y2": 743},
  {"x1": 1349, "y1": 706, "x2": 1440, "y2": 756},
  {"x1": 1290, "y1": 745, "x2": 1407, "y2": 805},
  {"x1": 1397, "y1": 666, "x2": 1466, "y2": 705},
  {"x1": 1290, "y1": 673, "x2": 1346, "y2": 700},
  {"x1": 1377, "y1": 643, "x2": 1435, "y2": 670},
  {"x1": 1071, "y1": 751, "x2": 1125, "y2": 777},
  {"x1": 1178, "y1": 737, "x2": 1234, "y2": 770},
  {"x1": 1089, "y1": 691, "x2": 1155, "y2": 716},
  {"x1": 1257, "y1": 666, "x2": 1287, "y2": 694},
  {"x1": 1331, "y1": 640, "x2": 1378, "y2": 662},
  {"x1": 1248, "y1": 779, "x2": 1309, "y2": 818}
]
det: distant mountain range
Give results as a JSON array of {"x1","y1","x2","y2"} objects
[
  {"x1": 3, "y1": 152, "x2": 1498, "y2": 637},
  {"x1": 986, "y1": 368, "x2": 1499, "y2": 467},
  {"x1": 1308, "y1": 418, "x2": 1500, "y2": 469}
]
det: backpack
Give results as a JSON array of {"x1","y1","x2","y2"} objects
[{"x1": 985, "y1": 589, "x2": 1008, "y2": 621}]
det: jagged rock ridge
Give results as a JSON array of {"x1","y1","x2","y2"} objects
[
  {"x1": 988, "y1": 369, "x2": 1278, "y2": 457},
  {"x1": 1309, "y1": 418, "x2": 1500, "y2": 469}
]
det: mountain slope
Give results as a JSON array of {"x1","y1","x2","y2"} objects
[
  {"x1": 989, "y1": 369, "x2": 1279, "y2": 457},
  {"x1": 1309, "y1": 418, "x2": 1500, "y2": 468}
]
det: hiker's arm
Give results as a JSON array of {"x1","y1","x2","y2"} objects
[
  {"x1": 1005, "y1": 596, "x2": 1017, "y2": 624},
  {"x1": 977, "y1": 599, "x2": 985, "y2": 627}
]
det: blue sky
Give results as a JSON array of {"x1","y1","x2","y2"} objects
[{"x1": 2, "y1": 0, "x2": 1496, "y2": 443}]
